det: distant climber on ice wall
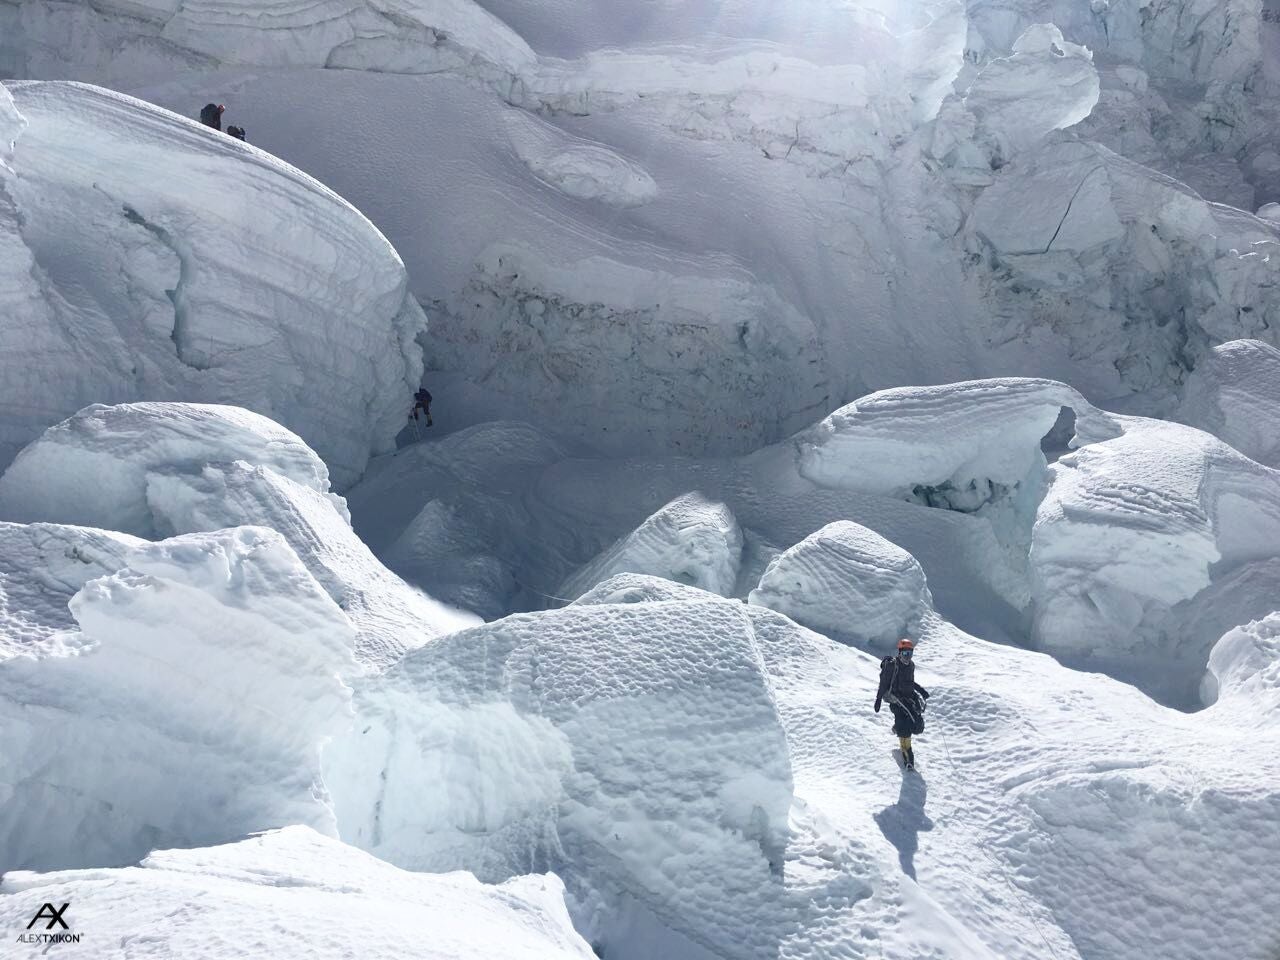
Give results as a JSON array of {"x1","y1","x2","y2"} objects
[
  {"x1": 875, "y1": 639, "x2": 930, "y2": 771},
  {"x1": 411, "y1": 387, "x2": 433, "y2": 427},
  {"x1": 227, "y1": 125, "x2": 246, "y2": 141}
]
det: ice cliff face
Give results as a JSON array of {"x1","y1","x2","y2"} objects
[
  {"x1": 0, "y1": 81, "x2": 424, "y2": 487},
  {"x1": 3, "y1": 0, "x2": 1276, "y2": 459}
]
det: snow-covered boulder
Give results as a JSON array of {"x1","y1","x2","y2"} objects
[
  {"x1": 0, "y1": 81, "x2": 424, "y2": 486},
  {"x1": 749, "y1": 522, "x2": 931, "y2": 646},
  {"x1": 326, "y1": 597, "x2": 792, "y2": 958},
  {"x1": 557, "y1": 492, "x2": 743, "y2": 601},
  {"x1": 0, "y1": 526, "x2": 357, "y2": 870},
  {"x1": 1030, "y1": 417, "x2": 1280, "y2": 706},
  {"x1": 0, "y1": 827, "x2": 595, "y2": 960},
  {"x1": 0, "y1": 402, "x2": 331, "y2": 536},
  {"x1": 1178, "y1": 339, "x2": 1280, "y2": 467}
]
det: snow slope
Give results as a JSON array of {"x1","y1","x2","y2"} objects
[
  {"x1": 0, "y1": 826, "x2": 595, "y2": 960},
  {"x1": 0, "y1": 80, "x2": 424, "y2": 487}
]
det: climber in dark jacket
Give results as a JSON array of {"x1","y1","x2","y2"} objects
[
  {"x1": 874, "y1": 639, "x2": 930, "y2": 769},
  {"x1": 411, "y1": 387, "x2": 433, "y2": 426},
  {"x1": 199, "y1": 103, "x2": 225, "y2": 131},
  {"x1": 227, "y1": 125, "x2": 246, "y2": 141}
]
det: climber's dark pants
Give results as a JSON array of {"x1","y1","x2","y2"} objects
[{"x1": 890, "y1": 700, "x2": 924, "y2": 737}]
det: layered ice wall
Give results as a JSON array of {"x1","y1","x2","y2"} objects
[
  {"x1": 0, "y1": 81, "x2": 424, "y2": 487},
  {"x1": 4, "y1": 0, "x2": 1275, "y2": 455}
]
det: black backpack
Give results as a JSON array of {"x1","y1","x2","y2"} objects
[{"x1": 199, "y1": 103, "x2": 221, "y2": 129}]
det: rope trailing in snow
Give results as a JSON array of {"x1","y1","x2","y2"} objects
[
  {"x1": 936, "y1": 724, "x2": 1069, "y2": 960},
  {"x1": 509, "y1": 574, "x2": 576, "y2": 607}
]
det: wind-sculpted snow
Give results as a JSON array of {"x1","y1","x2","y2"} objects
[
  {"x1": 0, "y1": 526, "x2": 357, "y2": 871},
  {"x1": 1178, "y1": 339, "x2": 1280, "y2": 468},
  {"x1": 1203, "y1": 613, "x2": 1280, "y2": 716},
  {"x1": 0, "y1": 401, "x2": 478, "y2": 664},
  {"x1": 504, "y1": 111, "x2": 657, "y2": 208},
  {"x1": 0, "y1": 81, "x2": 424, "y2": 486},
  {"x1": 1031, "y1": 416, "x2": 1280, "y2": 706},
  {"x1": 146, "y1": 459, "x2": 480, "y2": 667},
  {"x1": 749, "y1": 521, "x2": 932, "y2": 647},
  {"x1": 0, "y1": 827, "x2": 596, "y2": 960},
  {"x1": 0, "y1": 521, "x2": 143, "y2": 659},
  {"x1": 0, "y1": 402, "x2": 331, "y2": 536},
  {"x1": 558, "y1": 492, "x2": 743, "y2": 601},
  {"x1": 796, "y1": 378, "x2": 1119, "y2": 497},
  {"x1": 325, "y1": 598, "x2": 794, "y2": 959}
]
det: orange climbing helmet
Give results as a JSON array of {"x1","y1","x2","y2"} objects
[{"x1": 897, "y1": 639, "x2": 914, "y2": 652}]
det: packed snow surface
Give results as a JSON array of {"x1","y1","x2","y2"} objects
[
  {"x1": 0, "y1": 826, "x2": 595, "y2": 960},
  {"x1": 0, "y1": 80, "x2": 423, "y2": 486}
]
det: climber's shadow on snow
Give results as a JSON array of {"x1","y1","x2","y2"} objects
[{"x1": 873, "y1": 764, "x2": 934, "y2": 881}]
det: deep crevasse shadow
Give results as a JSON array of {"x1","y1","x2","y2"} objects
[{"x1": 873, "y1": 762, "x2": 934, "y2": 881}]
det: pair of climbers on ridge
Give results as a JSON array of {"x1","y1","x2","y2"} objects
[
  {"x1": 875, "y1": 639, "x2": 930, "y2": 771},
  {"x1": 199, "y1": 103, "x2": 247, "y2": 142}
]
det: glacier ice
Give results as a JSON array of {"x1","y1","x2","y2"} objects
[
  {"x1": 1177, "y1": 338, "x2": 1280, "y2": 468},
  {"x1": 325, "y1": 596, "x2": 793, "y2": 959},
  {"x1": 2, "y1": 0, "x2": 1278, "y2": 459},
  {"x1": 0, "y1": 80, "x2": 424, "y2": 487},
  {"x1": 0, "y1": 826, "x2": 596, "y2": 960},
  {"x1": 0, "y1": 401, "x2": 479, "y2": 665},
  {"x1": 1, "y1": 0, "x2": 1279, "y2": 955},
  {"x1": 1031, "y1": 415, "x2": 1280, "y2": 706},
  {"x1": 0, "y1": 526, "x2": 357, "y2": 871}
]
